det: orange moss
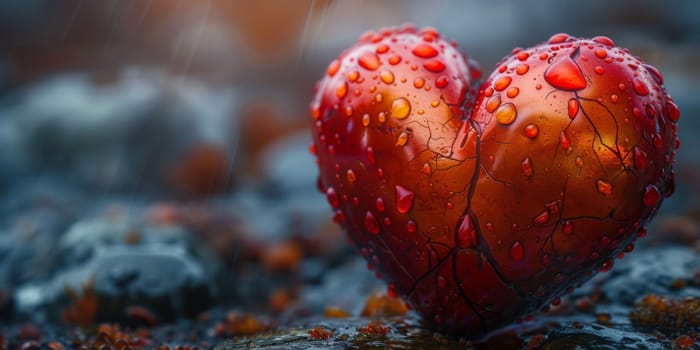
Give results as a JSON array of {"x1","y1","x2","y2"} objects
[
  {"x1": 629, "y1": 294, "x2": 700, "y2": 332},
  {"x1": 361, "y1": 292, "x2": 408, "y2": 317},
  {"x1": 308, "y1": 326, "x2": 333, "y2": 340}
]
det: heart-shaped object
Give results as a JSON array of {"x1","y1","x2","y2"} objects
[{"x1": 309, "y1": 25, "x2": 679, "y2": 336}]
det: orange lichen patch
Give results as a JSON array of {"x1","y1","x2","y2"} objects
[
  {"x1": 675, "y1": 334, "x2": 697, "y2": 349},
  {"x1": 324, "y1": 306, "x2": 351, "y2": 318},
  {"x1": 260, "y1": 240, "x2": 304, "y2": 272},
  {"x1": 629, "y1": 294, "x2": 700, "y2": 332},
  {"x1": 361, "y1": 292, "x2": 409, "y2": 317},
  {"x1": 308, "y1": 326, "x2": 333, "y2": 340},
  {"x1": 61, "y1": 279, "x2": 99, "y2": 326},
  {"x1": 359, "y1": 320, "x2": 390, "y2": 336},
  {"x1": 223, "y1": 312, "x2": 272, "y2": 336}
]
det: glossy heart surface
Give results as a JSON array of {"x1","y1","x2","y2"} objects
[{"x1": 310, "y1": 26, "x2": 679, "y2": 336}]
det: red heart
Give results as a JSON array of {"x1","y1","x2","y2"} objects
[{"x1": 310, "y1": 25, "x2": 679, "y2": 336}]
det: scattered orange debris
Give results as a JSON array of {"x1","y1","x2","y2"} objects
[
  {"x1": 260, "y1": 240, "x2": 303, "y2": 273},
  {"x1": 360, "y1": 292, "x2": 408, "y2": 317},
  {"x1": 61, "y1": 280, "x2": 99, "y2": 326},
  {"x1": 359, "y1": 320, "x2": 390, "y2": 336},
  {"x1": 629, "y1": 294, "x2": 700, "y2": 331},
  {"x1": 308, "y1": 326, "x2": 333, "y2": 340}
]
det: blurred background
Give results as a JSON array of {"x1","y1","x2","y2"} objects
[{"x1": 0, "y1": 0, "x2": 699, "y2": 345}]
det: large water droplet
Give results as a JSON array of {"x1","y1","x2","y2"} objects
[
  {"x1": 336, "y1": 81, "x2": 348, "y2": 98},
  {"x1": 559, "y1": 131, "x2": 571, "y2": 149},
  {"x1": 642, "y1": 184, "x2": 661, "y2": 206},
  {"x1": 521, "y1": 157, "x2": 533, "y2": 177},
  {"x1": 506, "y1": 87, "x2": 520, "y2": 98},
  {"x1": 493, "y1": 76, "x2": 512, "y2": 91},
  {"x1": 495, "y1": 103, "x2": 517, "y2": 125},
  {"x1": 563, "y1": 220, "x2": 573, "y2": 235},
  {"x1": 568, "y1": 98, "x2": 579, "y2": 119},
  {"x1": 632, "y1": 79, "x2": 649, "y2": 96},
  {"x1": 380, "y1": 70, "x2": 395, "y2": 84},
  {"x1": 358, "y1": 52, "x2": 380, "y2": 71},
  {"x1": 667, "y1": 101, "x2": 680, "y2": 122},
  {"x1": 376, "y1": 197, "x2": 385, "y2": 212},
  {"x1": 486, "y1": 95, "x2": 501, "y2": 113},
  {"x1": 412, "y1": 44, "x2": 439, "y2": 58},
  {"x1": 413, "y1": 78, "x2": 425, "y2": 89},
  {"x1": 395, "y1": 185, "x2": 415, "y2": 214},
  {"x1": 389, "y1": 55, "x2": 402, "y2": 65},
  {"x1": 596, "y1": 179, "x2": 613, "y2": 196},
  {"x1": 544, "y1": 56, "x2": 587, "y2": 91},
  {"x1": 457, "y1": 214, "x2": 478, "y2": 248},
  {"x1": 516, "y1": 64, "x2": 529, "y2": 75},
  {"x1": 423, "y1": 59, "x2": 446, "y2": 72},
  {"x1": 592, "y1": 36, "x2": 615, "y2": 47},
  {"x1": 391, "y1": 98, "x2": 411, "y2": 119},
  {"x1": 435, "y1": 75, "x2": 448, "y2": 88},
  {"x1": 510, "y1": 241, "x2": 524, "y2": 261},
  {"x1": 365, "y1": 211, "x2": 380, "y2": 234},
  {"x1": 548, "y1": 33, "x2": 571, "y2": 44}
]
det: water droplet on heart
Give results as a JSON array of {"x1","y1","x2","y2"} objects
[
  {"x1": 507, "y1": 87, "x2": 520, "y2": 98},
  {"x1": 521, "y1": 157, "x2": 533, "y2": 177},
  {"x1": 406, "y1": 220, "x2": 417, "y2": 233},
  {"x1": 599, "y1": 258, "x2": 614, "y2": 272},
  {"x1": 423, "y1": 59, "x2": 446, "y2": 72},
  {"x1": 412, "y1": 44, "x2": 439, "y2": 58},
  {"x1": 378, "y1": 112, "x2": 386, "y2": 123},
  {"x1": 486, "y1": 95, "x2": 501, "y2": 113},
  {"x1": 596, "y1": 179, "x2": 613, "y2": 196},
  {"x1": 435, "y1": 275, "x2": 447, "y2": 288},
  {"x1": 652, "y1": 134, "x2": 663, "y2": 148},
  {"x1": 392, "y1": 97, "x2": 411, "y2": 119},
  {"x1": 595, "y1": 49, "x2": 607, "y2": 59},
  {"x1": 637, "y1": 227, "x2": 647, "y2": 238},
  {"x1": 388, "y1": 55, "x2": 401, "y2": 65},
  {"x1": 376, "y1": 44, "x2": 389, "y2": 54},
  {"x1": 610, "y1": 94, "x2": 619, "y2": 103},
  {"x1": 632, "y1": 79, "x2": 649, "y2": 96},
  {"x1": 413, "y1": 78, "x2": 425, "y2": 89},
  {"x1": 346, "y1": 169, "x2": 356, "y2": 183},
  {"x1": 348, "y1": 70, "x2": 359, "y2": 82},
  {"x1": 336, "y1": 82, "x2": 348, "y2": 98},
  {"x1": 380, "y1": 70, "x2": 394, "y2": 84},
  {"x1": 422, "y1": 163, "x2": 431, "y2": 174},
  {"x1": 544, "y1": 56, "x2": 587, "y2": 90},
  {"x1": 534, "y1": 210, "x2": 550, "y2": 224},
  {"x1": 517, "y1": 51, "x2": 530, "y2": 61},
  {"x1": 667, "y1": 101, "x2": 680, "y2": 122},
  {"x1": 375, "y1": 197, "x2": 385, "y2": 212},
  {"x1": 362, "y1": 113, "x2": 371, "y2": 126},
  {"x1": 365, "y1": 211, "x2": 380, "y2": 234},
  {"x1": 643, "y1": 184, "x2": 661, "y2": 206},
  {"x1": 396, "y1": 131, "x2": 409, "y2": 146},
  {"x1": 563, "y1": 220, "x2": 573, "y2": 235},
  {"x1": 592, "y1": 36, "x2": 615, "y2": 47},
  {"x1": 359, "y1": 52, "x2": 380, "y2": 71},
  {"x1": 559, "y1": 131, "x2": 571, "y2": 149},
  {"x1": 644, "y1": 64, "x2": 664, "y2": 84},
  {"x1": 646, "y1": 104, "x2": 656, "y2": 118},
  {"x1": 344, "y1": 105, "x2": 353, "y2": 116},
  {"x1": 332, "y1": 209, "x2": 345, "y2": 224},
  {"x1": 548, "y1": 33, "x2": 570, "y2": 44},
  {"x1": 568, "y1": 98, "x2": 579, "y2": 119},
  {"x1": 431, "y1": 100, "x2": 440, "y2": 107},
  {"x1": 395, "y1": 185, "x2": 415, "y2": 214},
  {"x1": 575, "y1": 156, "x2": 584, "y2": 167},
  {"x1": 366, "y1": 147, "x2": 376, "y2": 164},
  {"x1": 435, "y1": 75, "x2": 448, "y2": 88},
  {"x1": 326, "y1": 187, "x2": 339, "y2": 208},
  {"x1": 457, "y1": 214, "x2": 478, "y2": 248},
  {"x1": 327, "y1": 59, "x2": 340, "y2": 77},
  {"x1": 594, "y1": 66, "x2": 604, "y2": 75},
  {"x1": 510, "y1": 241, "x2": 524, "y2": 261},
  {"x1": 493, "y1": 76, "x2": 512, "y2": 91},
  {"x1": 516, "y1": 64, "x2": 529, "y2": 75},
  {"x1": 495, "y1": 103, "x2": 517, "y2": 125},
  {"x1": 524, "y1": 124, "x2": 539, "y2": 138}
]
